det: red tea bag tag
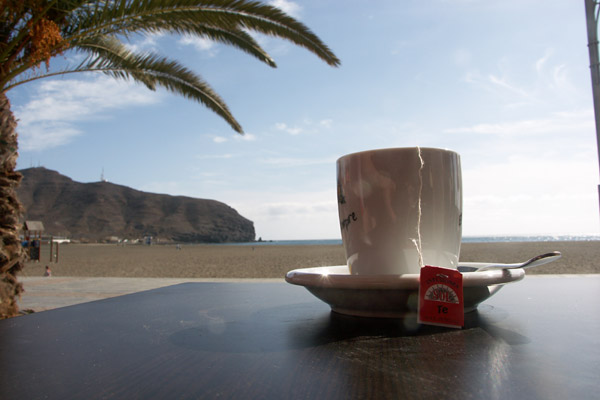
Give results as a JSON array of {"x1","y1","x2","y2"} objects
[{"x1": 418, "y1": 265, "x2": 464, "y2": 329}]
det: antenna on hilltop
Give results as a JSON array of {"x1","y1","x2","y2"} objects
[{"x1": 101, "y1": 168, "x2": 107, "y2": 182}]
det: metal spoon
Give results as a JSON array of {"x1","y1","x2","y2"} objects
[{"x1": 472, "y1": 251, "x2": 562, "y2": 272}]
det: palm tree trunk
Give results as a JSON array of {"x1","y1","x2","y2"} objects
[{"x1": 0, "y1": 92, "x2": 25, "y2": 318}]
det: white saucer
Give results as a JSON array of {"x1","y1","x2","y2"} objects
[{"x1": 285, "y1": 264, "x2": 525, "y2": 318}]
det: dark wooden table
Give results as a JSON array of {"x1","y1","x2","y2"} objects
[{"x1": 1, "y1": 275, "x2": 598, "y2": 399}]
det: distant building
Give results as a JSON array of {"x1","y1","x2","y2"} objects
[
  {"x1": 23, "y1": 221, "x2": 44, "y2": 233},
  {"x1": 22, "y1": 221, "x2": 44, "y2": 261}
]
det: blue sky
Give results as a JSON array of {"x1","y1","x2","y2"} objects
[{"x1": 9, "y1": 0, "x2": 599, "y2": 240}]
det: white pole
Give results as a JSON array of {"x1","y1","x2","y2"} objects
[{"x1": 584, "y1": 0, "x2": 600, "y2": 219}]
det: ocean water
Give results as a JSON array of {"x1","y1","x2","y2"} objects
[
  {"x1": 462, "y1": 235, "x2": 600, "y2": 243},
  {"x1": 221, "y1": 235, "x2": 600, "y2": 246}
]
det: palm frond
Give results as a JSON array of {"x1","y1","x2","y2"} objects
[
  {"x1": 64, "y1": 0, "x2": 340, "y2": 67},
  {"x1": 73, "y1": 35, "x2": 243, "y2": 132},
  {"x1": 1, "y1": 1, "x2": 340, "y2": 133}
]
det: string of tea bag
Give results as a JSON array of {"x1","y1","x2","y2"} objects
[{"x1": 410, "y1": 146, "x2": 425, "y2": 268}]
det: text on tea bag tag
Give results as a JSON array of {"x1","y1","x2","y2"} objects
[{"x1": 418, "y1": 266, "x2": 464, "y2": 329}]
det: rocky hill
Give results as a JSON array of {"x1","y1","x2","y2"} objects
[{"x1": 16, "y1": 167, "x2": 255, "y2": 243}]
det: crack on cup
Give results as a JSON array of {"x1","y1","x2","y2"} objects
[{"x1": 411, "y1": 146, "x2": 425, "y2": 269}]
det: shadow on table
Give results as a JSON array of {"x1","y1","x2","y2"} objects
[{"x1": 169, "y1": 301, "x2": 529, "y2": 354}]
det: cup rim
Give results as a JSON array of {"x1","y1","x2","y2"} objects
[{"x1": 336, "y1": 147, "x2": 459, "y2": 163}]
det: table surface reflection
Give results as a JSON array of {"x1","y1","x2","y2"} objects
[{"x1": 1, "y1": 275, "x2": 598, "y2": 400}]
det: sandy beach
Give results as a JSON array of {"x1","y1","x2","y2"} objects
[{"x1": 20, "y1": 241, "x2": 600, "y2": 278}]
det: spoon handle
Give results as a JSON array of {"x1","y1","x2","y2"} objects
[{"x1": 476, "y1": 251, "x2": 562, "y2": 272}]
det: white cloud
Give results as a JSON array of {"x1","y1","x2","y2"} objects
[
  {"x1": 275, "y1": 122, "x2": 303, "y2": 135},
  {"x1": 179, "y1": 35, "x2": 216, "y2": 55},
  {"x1": 196, "y1": 153, "x2": 234, "y2": 160},
  {"x1": 18, "y1": 78, "x2": 156, "y2": 124},
  {"x1": 269, "y1": 0, "x2": 302, "y2": 18},
  {"x1": 462, "y1": 49, "x2": 580, "y2": 109},
  {"x1": 234, "y1": 132, "x2": 257, "y2": 141},
  {"x1": 319, "y1": 119, "x2": 333, "y2": 128},
  {"x1": 444, "y1": 109, "x2": 594, "y2": 136},
  {"x1": 551, "y1": 64, "x2": 569, "y2": 90},
  {"x1": 19, "y1": 123, "x2": 82, "y2": 151},
  {"x1": 15, "y1": 76, "x2": 161, "y2": 151},
  {"x1": 535, "y1": 48, "x2": 553, "y2": 73},
  {"x1": 213, "y1": 133, "x2": 255, "y2": 143},
  {"x1": 259, "y1": 156, "x2": 336, "y2": 167},
  {"x1": 274, "y1": 117, "x2": 334, "y2": 135},
  {"x1": 125, "y1": 33, "x2": 165, "y2": 53},
  {"x1": 225, "y1": 189, "x2": 341, "y2": 240},
  {"x1": 488, "y1": 74, "x2": 530, "y2": 98},
  {"x1": 462, "y1": 155, "x2": 599, "y2": 235},
  {"x1": 141, "y1": 185, "x2": 340, "y2": 240},
  {"x1": 261, "y1": 200, "x2": 334, "y2": 218}
]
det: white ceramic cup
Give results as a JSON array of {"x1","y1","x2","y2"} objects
[{"x1": 336, "y1": 147, "x2": 462, "y2": 275}]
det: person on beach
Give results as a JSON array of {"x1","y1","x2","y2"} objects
[{"x1": 44, "y1": 266, "x2": 52, "y2": 277}]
